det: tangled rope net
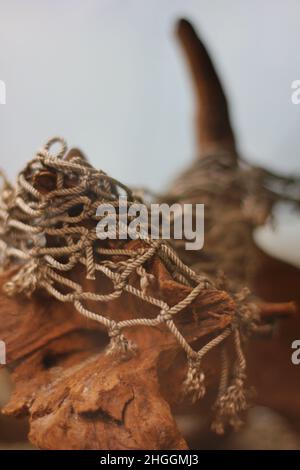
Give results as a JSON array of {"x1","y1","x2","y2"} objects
[
  {"x1": 0, "y1": 138, "x2": 260, "y2": 433},
  {"x1": 161, "y1": 150, "x2": 300, "y2": 286}
]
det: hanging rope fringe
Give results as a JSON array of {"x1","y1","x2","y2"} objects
[
  {"x1": 182, "y1": 327, "x2": 232, "y2": 402},
  {"x1": 211, "y1": 329, "x2": 249, "y2": 434}
]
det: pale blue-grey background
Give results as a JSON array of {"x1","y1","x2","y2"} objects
[{"x1": 1, "y1": 0, "x2": 300, "y2": 264}]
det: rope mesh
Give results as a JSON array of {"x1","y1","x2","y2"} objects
[
  {"x1": 0, "y1": 138, "x2": 261, "y2": 432},
  {"x1": 161, "y1": 151, "x2": 300, "y2": 288}
]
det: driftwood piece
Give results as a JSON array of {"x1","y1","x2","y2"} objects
[
  {"x1": 163, "y1": 18, "x2": 300, "y2": 423},
  {"x1": 0, "y1": 248, "x2": 296, "y2": 449},
  {"x1": 4, "y1": 334, "x2": 187, "y2": 450},
  {"x1": 0, "y1": 144, "x2": 240, "y2": 451},
  {"x1": 0, "y1": 19, "x2": 299, "y2": 448},
  {"x1": 0, "y1": 254, "x2": 232, "y2": 449}
]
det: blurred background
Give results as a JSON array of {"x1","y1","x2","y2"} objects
[
  {"x1": 1, "y1": 0, "x2": 300, "y2": 187},
  {"x1": 1, "y1": 0, "x2": 300, "y2": 449}
]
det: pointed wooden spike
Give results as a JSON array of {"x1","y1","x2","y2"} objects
[{"x1": 177, "y1": 18, "x2": 237, "y2": 157}]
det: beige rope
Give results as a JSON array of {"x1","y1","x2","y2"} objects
[
  {"x1": 160, "y1": 152, "x2": 300, "y2": 290},
  {"x1": 0, "y1": 137, "x2": 256, "y2": 433},
  {"x1": 183, "y1": 327, "x2": 232, "y2": 402},
  {"x1": 211, "y1": 328, "x2": 249, "y2": 434}
]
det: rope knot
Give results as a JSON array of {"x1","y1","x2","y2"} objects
[
  {"x1": 136, "y1": 266, "x2": 155, "y2": 293},
  {"x1": 106, "y1": 322, "x2": 137, "y2": 359},
  {"x1": 195, "y1": 275, "x2": 212, "y2": 289},
  {"x1": 108, "y1": 322, "x2": 121, "y2": 338},
  {"x1": 72, "y1": 290, "x2": 83, "y2": 301},
  {"x1": 157, "y1": 309, "x2": 172, "y2": 323}
]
